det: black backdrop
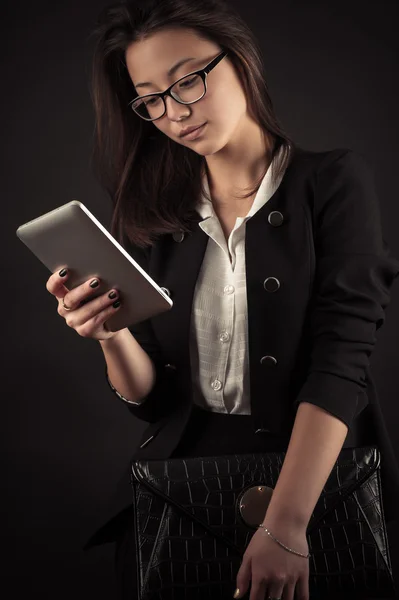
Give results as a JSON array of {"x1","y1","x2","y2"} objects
[{"x1": 3, "y1": 0, "x2": 399, "y2": 597}]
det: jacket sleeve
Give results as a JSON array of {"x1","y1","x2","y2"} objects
[
  {"x1": 294, "y1": 149, "x2": 399, "y2": 427},
  {"x1": 104, "y1": 240, "x2": 178, "y2": 423}
]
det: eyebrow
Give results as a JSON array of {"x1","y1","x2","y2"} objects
[{"x1": 134, "y1": 57, "x2": 197, "y2": 89}]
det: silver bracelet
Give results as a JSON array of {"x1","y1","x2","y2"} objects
[
  {"x1": 257, "y1": 524, "x2": 310, "y2": 559},
  {"x1": 106, "y1": 373, "x2": 141, "y2": 406}
]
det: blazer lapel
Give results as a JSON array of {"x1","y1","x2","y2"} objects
[{"x1": 149, "y1": 218, "x2": 209, "y2": 379}]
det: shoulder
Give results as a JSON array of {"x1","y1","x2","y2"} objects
[
  {"x1": 289, "y1": 144, "x2": 374, "y2": 182},
  {"x1": 286, "y1": 146, "x2": 378, "y2": 221}
]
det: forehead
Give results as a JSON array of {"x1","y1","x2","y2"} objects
[{"x1": 125, "y1": 27, "x2": 217, "y2": 88}]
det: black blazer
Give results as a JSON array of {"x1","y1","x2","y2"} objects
[{"x1": 87, "y1": 145, "x2": 399, "y2": 547}]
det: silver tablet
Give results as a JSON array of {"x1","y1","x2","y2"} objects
[{"x1": 16, "y1": 200, "x2": 173, "y2": 332}]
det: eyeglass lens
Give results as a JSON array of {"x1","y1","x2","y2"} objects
[{"x1": 131, "y1": 73, "x2": 206, "y2": 120}]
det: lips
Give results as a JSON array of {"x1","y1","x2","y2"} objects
[{"x1": 179, "y1": 123, "x2": 206, "y2": 138}]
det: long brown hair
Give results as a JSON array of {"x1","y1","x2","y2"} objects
[{"x1": 90, "y1": 0, "x2": 296, "y2": 247}]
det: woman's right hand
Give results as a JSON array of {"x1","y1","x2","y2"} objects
[{"x1": 46, "y1": 267, "x2": 122, "y2": 341}]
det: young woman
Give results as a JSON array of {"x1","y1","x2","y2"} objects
[{"x1": 46, "y1": 0, "x2": 399, "y2": 598}]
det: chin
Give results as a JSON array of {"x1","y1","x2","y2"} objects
[
  {"x1": 198, "y1": 147, "x2": 221, "y2": 157},
  {"x1": 187, "y1": 143, "x2": 218, "y2": 157},
  {"x1": 200, "y1": 138, "x2": 230, "y2": 157}
]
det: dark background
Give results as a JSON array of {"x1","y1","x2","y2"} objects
[{"x1": 3, "y1": 0, "x2": 399, "y2": 596}]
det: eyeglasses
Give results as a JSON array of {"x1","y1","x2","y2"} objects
[{"x1": 128, "y1": 50, "x2": 228, "y2": 121}]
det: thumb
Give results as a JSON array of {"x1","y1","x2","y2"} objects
[{"x1": 234, "y1": 557, "x2": 251, "y2": 598}]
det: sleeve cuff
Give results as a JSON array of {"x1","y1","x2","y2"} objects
[{"x1": 294, "y1": 371, "x2": 369, "y2": 427}]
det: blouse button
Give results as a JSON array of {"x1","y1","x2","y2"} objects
[
  {"x1": 224, "y1": 285, "x2": 235, "y2": 295},
  {"x1": 211, "y1": 379, "x2": 223, "y2": 391},
  {"x1": 219, "y1": 331, "x2": 230, "y2": 343},
  {"x1": 263, "y1": 277, "x2": 280, "y2": 293},
  {"x1": 260, "y1": 355, "x2": 278, "y2": 366},
  {"x1": 268, "y1": 211, "x2": 284, "y2": 227}
]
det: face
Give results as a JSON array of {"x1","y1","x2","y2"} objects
[{"x1": 125, "y1": 27, "x2": 249, "y2": 156}]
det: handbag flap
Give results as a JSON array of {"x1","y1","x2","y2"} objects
[{"x1": 131, "y1": 446, "x2": 379, "y2": 555}]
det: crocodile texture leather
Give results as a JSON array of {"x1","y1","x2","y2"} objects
[{"x1": 131, "y1": 446, "x2": 395, "y2": 599}]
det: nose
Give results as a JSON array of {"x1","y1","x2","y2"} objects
[{"x1": 164, "y1": 95, "x2": 190, "y2": 121}]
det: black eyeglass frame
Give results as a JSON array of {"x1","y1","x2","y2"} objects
[{"x1": 128, "y1": 50, "x2": 228, "y2": 121}]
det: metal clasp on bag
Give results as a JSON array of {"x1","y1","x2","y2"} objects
[{"x1": 238, "y1": 485, "x2": 274, "y2": 527}]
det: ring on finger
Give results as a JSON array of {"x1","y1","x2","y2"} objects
[{"x1": 62, "y1": 297, "x2": 72, "y2": 311}]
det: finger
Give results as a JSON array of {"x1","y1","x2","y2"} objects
[
  {"x1": 59, "y1": 277, "x2": 102, "y2": 311},
  {"x1": 248, "y1": 579, "x2": 267, "y2": 600},
  {"x1": 281, "y1": 582, "x2": 295, "y2": 600},
  {"x1": 68, "y1": 295, "x2": 122, "y2": 337},
  {"x1": 60, "y1": 287, "x2": 118, "y2": 324},
  {"x1": 292, "y1": 575, "x2": 309, "y2": 600},
  {"x1": 265, "y1": 576, "x2": 285, "y2": 600},
  {"x1": 46, "y1": 266, "x2": 69, "y2": 296},
  {"x1": 235, "y1": 557, "x2": 252, "y2": 598}
]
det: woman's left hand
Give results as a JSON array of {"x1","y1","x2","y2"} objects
[{"x1": 234, "y1": 518, "x2": 310, "y2": 600}]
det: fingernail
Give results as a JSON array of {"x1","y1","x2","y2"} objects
[
  {"x1": 59, "y1": 268, "x2": 68, "y2": 277},
  {"x1": 108, "y1": 290, "x2": 117, "y2": 299},
  {"x1": 112, "y1": 300, "x2": 121, "y2": 308},
  {"x1": 233, "y1": 589, "x2": 240, "y2": 599},
  {"x1": 90, "y1": 279, "x2": 99, "y2": 288}
]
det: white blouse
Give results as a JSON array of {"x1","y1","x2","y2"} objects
[
  {"x1": 190, "y1": 152, "x2": 286, "y2": 414},
  {"x1": 108, "y1": 150, "x2": 287, "y2": 412}
]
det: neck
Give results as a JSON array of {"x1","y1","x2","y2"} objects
[{"x1": 204, "y1": 118, "x2": 273, "y2": 204}]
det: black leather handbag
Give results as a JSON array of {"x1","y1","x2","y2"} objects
[{"x1": 131, "y1": 445, "x2": 395, "y2": 599}]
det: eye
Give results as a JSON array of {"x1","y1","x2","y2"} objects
[
  {"x1": 178, "y1": 76, "x2": 198, "y2": 89},
  {"x1": 144, "y1": 97, "x2": 162, "y2": 106}
]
